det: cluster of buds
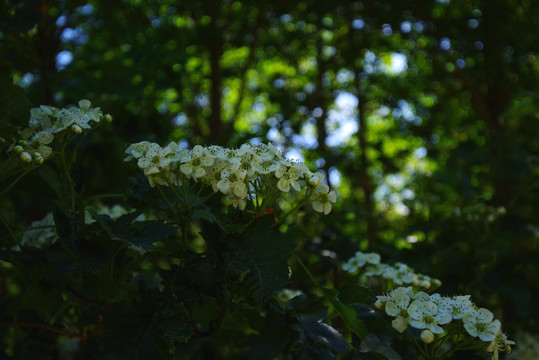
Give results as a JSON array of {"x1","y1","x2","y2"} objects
[
  {"x1": 8, "y1": 100, "x2": 110, "y2": 165},
  {"x1": 125, "y1": 142, "x2": 336, "y2": 214},
  {"x1": 342, "y1": 251, "x2": 441, "y2": 291},
  {"x1": 375, "y1": 287, "x2": 514, "y2": 360}
]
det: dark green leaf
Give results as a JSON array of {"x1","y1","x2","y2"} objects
[{"x1": 225, "y1": 217, "x2": 295, "y2": 304}]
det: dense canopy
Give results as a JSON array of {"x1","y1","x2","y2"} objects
[{"x1": 1, "y1": 0, "x2": 538, "y2": 358}]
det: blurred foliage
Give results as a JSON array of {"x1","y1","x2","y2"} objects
[{"x1": 1, "y1": 0, "x2": 538, "y2": 358}]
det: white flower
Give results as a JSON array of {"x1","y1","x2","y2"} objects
[
  {"x1": 408, "y1": 299, "x2": 452, "y2": 334},
  {"x1": 275, "y1": 164, "x2": 301, "y2": 192},
  {"x1": 463, "y1": 308, "x2": 502, "y2": 342},
  {"x1": 312, "y1": 189, "x2": 336, "y2": 215},
  {"x1": 124, "y1": 141, "x2": 152, "y2": 161},
  {"x1": 342, "y1": 251, "x2": 381, "y2": 273},
  {"x1": 438, "y1": 295, "x2": 473, "y2": 320},
  {"x1": 180, "y1": 145, "x2": 214, "y2": 179},
  {"x1": 217, "y1": 166, "x2": 247, "y2": 198},
  {"x1": 383, "y1": 287, "x2": 414, "y2": 333}
]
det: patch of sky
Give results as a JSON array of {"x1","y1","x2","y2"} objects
[
  {"x1": 273, "y1": 78, "x2": 286, "y2": 88},
  {"x1": 336, "y1": 69, "x2": 354, "y2": 85},
  {"x1": 400, "y1": 21, "x2": 412, "y2": 34},
  {"x1": 151, "y1": 18, "x2": 162, "y2": 28},
  {"x1": 467, "y1": 19, "x2": 479, "y2": 29},
  {"x1": 386, "y1": 173, "x2": 405, "y2": 190},
  {"x1": 352, "y1": 18, "x2": 365, "y2": 30},
  {"x1": 323, "y1": 46, "x2": 336, "y2": 58},
  {"x1": 267, "y1": 116, "x2": 279, "y2": 127},
  {"x1": 254, "y1": 102, "x2": 265, "y2": 113},
  {"x1": 172, "y1": 113, "x2": 188, "y2": 126},
  {"x1": 78, "y1": 4, "x2": 94, "y2": 15},
  {"x1": 381, "y1": 24, "x2": 393, "y2": 36},
  {"x1": 178, "y1": 139, "x2": 189, "y2": 148},
  {"x1": 440, "y1": 37, "x2": 451, "y2": 51},
  {"x1": 414, "y1": 22, "x2": 425, "y2": 32},
  {"x1": 414, "y1": 146, "x2": 427, "y2": 159},
  {"x1": 284, "y1": 147, "x2": 304, "y2": 162},
  {"x1": 304, "y1": 83, "x2": 315, "y2": 94},
  {"x1": 56, "y1": 51, "x2": 73, "y2": 71},
  {"x1": 267, "y1": 127, "x2": 282, "y2": 143},
  {"x1": 19, "y1": 73, "x2": 35, "y2": 88},
  {"x1": 195, "y1": 94, "x2": 209, "y2": 108},
  {"x1": 61, "y1": 27, "x2": 88, "y2": 44},
  {"x1": 56, "y1": 14, "x2": 67, "y2": 27},
  {"x1": 249, "y1": 137, "x2": 262, "y2": 145},
  {"x1": 325, "y1": 91, "x2": 359, "y2": 147},
  {"x1": 329, "y1": 167, "x2": 342, "y2": 186},
  {"x1": 292, "y1": 120, "x2": 317, "y2": 149},
  {"x1": 402, "y1": 188, "x2": 415, "y2": 200}
]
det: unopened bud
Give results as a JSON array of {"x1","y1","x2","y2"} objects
[
  {"x1": 20, "y1": 152, "x2": 32, "y2": 163},
  {"x1": 71, "y1": 124, "x2": 83, "y2": 134},
  {"x1": 79, "y1": 99, "x2": 91, "y2": 109},
  {"x1": 105, "y1": 114, "x2": 113, "y2": 122},
  {"x1": 14, "y1": 145, "x2": 24, "y2": 154},
  {"x1": 420, "y1": 330, "x2": 435, "y2": 344},
  {"x1": 17, "y1": 140, "x2": 28, "y2": 147},
  {"x1": 33, "y1": 154, "x2": 44, "y2": 164},
  {"x1": 0, "y1": 137, "x2": 6, "y2": 144}
]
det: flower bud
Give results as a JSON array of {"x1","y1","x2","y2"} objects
[
  {"x1": 20, "y1": 152, "x2": 32, "y2": 163},
  {"x1": 420, "y1": 330, "x2": 435, "y2": 344},
  {"x1": 0, "y1": 137, "x2": 5, "y2": 144},
  {"x1": 105, "y1": 114, "x2": 113, "y2": 122},
  {"x1": 33, "y1": 154, "x2": 44, "y2": 164},
  {"x1": 17, "y1": 140, "x2": 28, "y2": 147},
  {"x1": 71, "y1": 124, "x2": 83, "y2": 134},
  {"x1": 78, "y1": 99, "x2": 91, "y2": 109},
  {"x1": 14, "y1": 145, "x2": 24, "y2": 154}
]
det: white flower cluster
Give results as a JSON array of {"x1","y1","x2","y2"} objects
[
  {"x1": 9, "y1": 100, "x2": 109, "y2": 164},
  {"x1": 20, "y1": 213, "x2": 58, "y2": 248},
  {"x1": 124, "y1": 142, "x2": 336, "y2": 214},
  {"x1": 375, "y1": 287, "x2": 514, "y2": 359},
  {"x1": 342, "y1": 251, "x2": 441, "y2": 291}
]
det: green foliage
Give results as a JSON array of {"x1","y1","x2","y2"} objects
[{"x1": 1, "y1": 0, "x2": 538, "y2": 358}]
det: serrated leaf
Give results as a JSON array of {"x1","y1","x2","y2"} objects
[
  {"x1": 322, "y1": 288, "x2": 367, "y2": 340},
  {"x1": 88, "y1": 209, "x2": 176, "y2": 251},
  {"x1": 225, "y1": 217, "x2": 295, "y2": 304},
  {"x1": 359, "y1": 333, "x2": 401, "y2": 360}
]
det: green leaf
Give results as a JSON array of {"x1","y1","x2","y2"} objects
[
  {"x1": 88, "y1": 209, "x2": 177, "y2": 251},
  {"x1": 99, "y1": 292, "x2": 192, "y2": 359},
  {"x1": 225, "y1": 216, "x2": 295, "y2": 304},
  {"x1": 322, "y1": 288, "x2": 368, "y2": 340},
  {"x1": 0, "y1": 74, "x2": 31, "y2": 136},
  {"x1": 359, "y1": 334, "x2": 402, "y2": 360}
]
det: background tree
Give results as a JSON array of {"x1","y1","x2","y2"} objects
[{"x1": 1, "y1": 0, "x2": 538, "y2": 357}]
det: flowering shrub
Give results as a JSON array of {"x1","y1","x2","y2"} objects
[
  {"x1": 0, "y1": 102, "x2": 515, "y2": 359},
  {"x1": 342, "y1": 251, "x2": 441, "y2": 291},
  {"x1": 124, "y1": 141, "x2": 336, "y2": 215},
  {"x1": 374, "y1": 287, "x2": 514, "y2": 359}
]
